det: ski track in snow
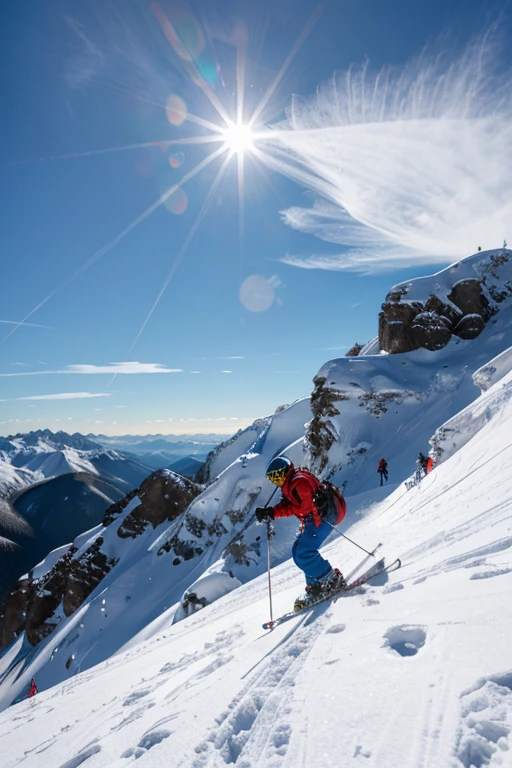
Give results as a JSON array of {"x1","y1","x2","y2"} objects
[
  {"x1": 2, "y1": 302, "x2": 512, "y2": 765},
  {"x1": 190, "y1": 614, "x2": 328, "y2": 767}
]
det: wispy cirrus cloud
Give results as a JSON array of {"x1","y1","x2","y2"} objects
[
  {"x1": 268, "y1": 28, "x2": 512, "y2": 273},
  {"x1": 17, "y1": 392, "x2": 111, "y2": 401},
  {"x1": 0, "y1": 362, "x2": 182, "y2": 377},
  {"x1": 64, "y1": 16, "x2": 104, "y2": 89}
]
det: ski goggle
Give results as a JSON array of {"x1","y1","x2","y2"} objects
[{"x1": 266, "y1": 467, "x2": 288, "y2": 486}]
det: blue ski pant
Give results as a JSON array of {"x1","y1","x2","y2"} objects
[{"x1": 292, "y1": 518, "x2": 333, "y2": 585}]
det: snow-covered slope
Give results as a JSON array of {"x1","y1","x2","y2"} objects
[
  {"x1": 3, "y1": 249, "x2": 512, "y2": 711},
  {"x1": 1, "y1": 336, "x2": 511, "y2": 766},
  {"x1": 23, "y1": 448, "x2": 98, "y2": 478},
  {"x1": 0, "y1": 430, "x2": 153, "y2": 499},
  {"x1": 0, "y1": 457, "x2": 41, "y2": 499}
]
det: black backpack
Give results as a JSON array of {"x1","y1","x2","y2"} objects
[{"x1": 313, "y1": 480, "x2": 344, "y2": 518}]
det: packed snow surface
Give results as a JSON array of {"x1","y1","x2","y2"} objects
[{"x1": 0, "y1": 364, "x2": 511, "y2": 767}]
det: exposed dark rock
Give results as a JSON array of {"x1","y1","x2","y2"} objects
[
  {"x1": 0, "y1": 576, "x2": 35, "y2": 648},
  {"x1": 307, "y1": 376, "x2": 346, "y2": 471},
  {"x1": 346, "y1": 343, "x2": 363, "y2": 357},
  {"x1": 184, "y1": 514, "x2": 207, "y2": 538},
  {"x1": 410, "y1": 312, "x2": 452, "y2": 351},
  {"x1": 447, "y1": 279, "x2": 491, "y2": 321},
  {"x1": 453, "y1": 313, "x2": 486, "y2": 340},
  {"x1": 103, "y1": 487, "x2": 139, "y2": 526},
  {"x1": 158, "y1": 533, "x2": 202, "y2": 560},
  {"x1": 63, "y1": 539, "x2": 117, "y2": 617},
  {"x1": 223, "y1": 537, "x2": 248, "y2": 565},
  {"x1": 378, "y1": 301, "x2": 423, "y2": 354},
  {"x1": 225, "y1": 509, "x2": 245, "y2": 525},
  {"x1": 117, "y1": 470, "x2": 200, "y2": 539},
  {"x1": 424, "y1": 294, "x2": 462, "y2": 327}
]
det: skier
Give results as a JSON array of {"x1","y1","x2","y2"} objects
[
  {"x1": 377, "y1": 458, "x2": 388, "y2": 486},
  {"x1": 417, "y1": 452, "x2": 430, "y2": 476},
  {"x1": 255, "y1": 456, "x2": 347, "y2": 610},
  {"x1": 28, "y1": 679, "x2": 37, "y2": 698}
]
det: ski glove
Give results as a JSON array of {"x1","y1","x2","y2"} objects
[{"x1": 255, "y1": 506, "x2": 274, "y2": 522}]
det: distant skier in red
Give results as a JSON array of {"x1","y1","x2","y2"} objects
[
  {"x1": 418, "y1": 453, "x2": 434, "y2": 476},
  {"x1": 28, "y1": 679, "x2": 37, "y2": 698},
  {"x1": 377, "y1": 458, "x2": 388, "y2": 486}
]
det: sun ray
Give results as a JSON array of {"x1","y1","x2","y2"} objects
[
  {"x1": 237, "y1": 149, "x2": 245, "y2": 245},
  {"x1": 108, "y1": 152, "x2": 232, "y2": 388},
  {"x1": 192, "y1": 76, "x2": 232, "y2": 128},
  {"x1": 185, "y1": 112, "x2": 226, "y2": 133},
  {"x1": 21, "y1": 134, "x2": 226, "y2": 165},
  {"x1": 2, "y1": 146, "x2": 227, "y2": 345},
  {"x1": 236, "y1": 30, "x2": 247, "y2": 127},
  {"x1": 250, "y1": 2, "x2": 325, "y2": 128}
]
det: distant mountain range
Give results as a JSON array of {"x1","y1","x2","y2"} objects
[
  {"x1": 0, "y1": 429, "x2": 223, "y2": 501},
  {"x1": 90, "y1": 433, "x2": 228, "y2": 473},
  {"x1": 0, "y1": 429, "x2": 153, "y2": 499},
  {"x1": 0, "y1": 430, "x2": 226, "y2": 598}
]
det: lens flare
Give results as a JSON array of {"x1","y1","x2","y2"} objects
[
  {"x1": 152, "y1": 3, "x2": 205, "y2": 63},
  {"x1": 166, "y1": 94, "x2": 187, "y2": 126},
  {"x1": 239, "y1": 275, "x2": 274, "y2": 312},
  {"x1": 169, "y1": 151, "x2": 185, "y2": 168},
  {"x1": 163, "y1": 187, "x2": 188, "y2": 215}
]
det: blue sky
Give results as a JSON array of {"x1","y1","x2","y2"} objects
[{"x1": 1, "y1": 0, "x2": 510, "y2": 436}]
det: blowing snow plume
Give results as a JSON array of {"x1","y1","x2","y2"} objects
[{"x1": 266, "y1": 29, "x2": 512, "y2": 273}]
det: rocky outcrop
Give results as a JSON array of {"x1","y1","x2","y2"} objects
[
  {"x1": 117, "y1": 470, "x2": 199, "y2": 538},
  {"x1": 378, "y1": 300, "x2": 423, "y2": 354},
  {"x1": 307, "y1": 376, "x2": 346, "y2": 472},
  {"x1": 346, "y1": 343, "x2": 363, "y2": 357},
  {"x1": 447, "y1": 279, "x2": 491, "y2": 320},
  {"x1": 0, "y1": 470, "x2": 201, "y2": 650},
  {"x1": 410, "y1": 312, "x2": 452, "y2": 351},
  {"x1": 378, "y1": 251, "x2": 512, "y2": 353}
]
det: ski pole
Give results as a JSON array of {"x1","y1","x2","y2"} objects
[
  {"x1": 324, "y1": 520, "x2": 376, "y2": 557},
  {"x1": 262, "y1": 486, "x2": 279, "y2": 625},
  {"x1": 266, "y1": 519, "x2": 274, "y2": 624}
]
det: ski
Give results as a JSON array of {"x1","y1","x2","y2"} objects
[{"x1": 262, "y1": 557, "x2": 401, "y2": 630}]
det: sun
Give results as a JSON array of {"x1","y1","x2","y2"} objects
[{"x1": 222, "y1": 121, "x2": 255, "y2": 155}]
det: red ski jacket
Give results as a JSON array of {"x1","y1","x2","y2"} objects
[
  {"x1": 273, "y1": 469, "x2": 345, "y2": 528},
  {"x1": 378, "y1": 459, "x2": 387, "y2": 472}
]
